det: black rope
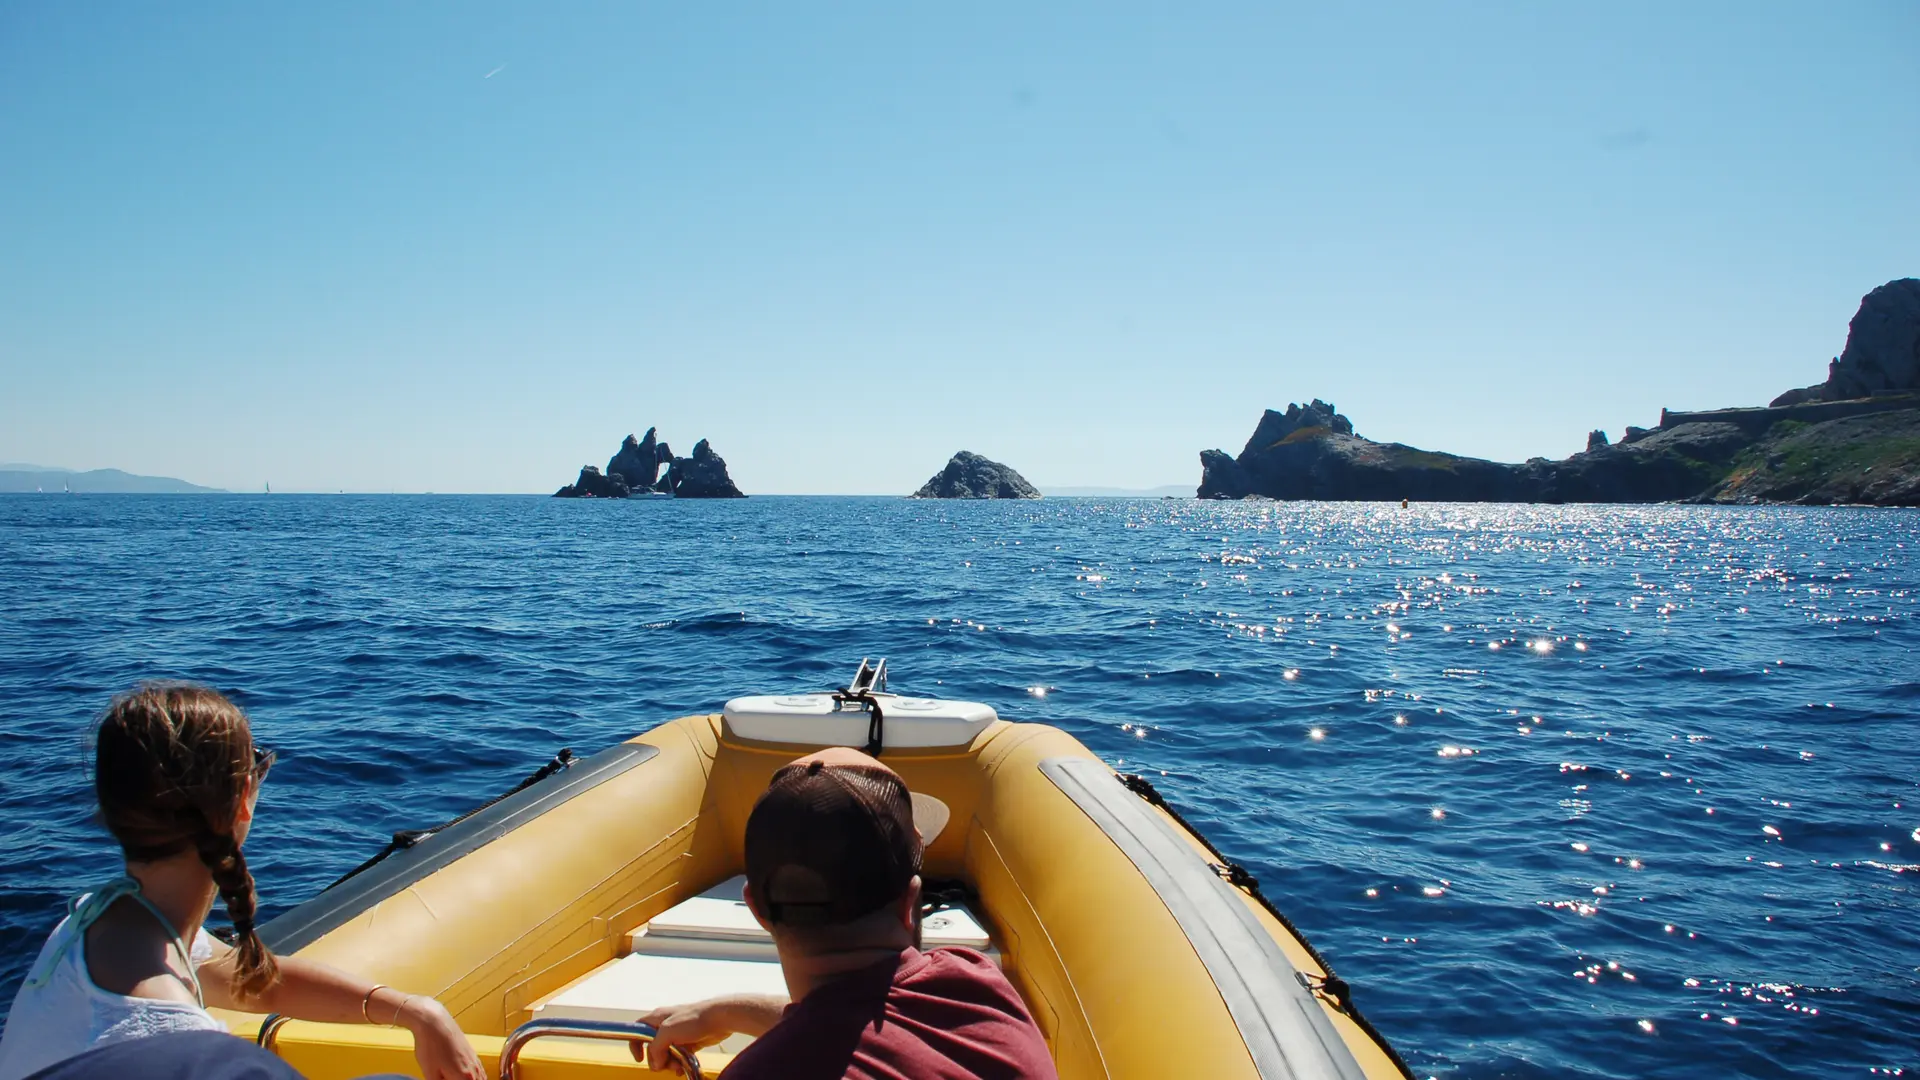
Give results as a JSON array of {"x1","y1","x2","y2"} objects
[
  {"x1": 326, "y1": 748, "x2": 576, "y2": 890},
  {"x1": 1118, "y1": 772, "x2": 1415, "y2": 1080},
  {"x1": 832, "y1": 689, "x2": 886, "y2": 756},
  {"x1": 863, "y1": 696, "x2": 885, "y2": 757},
  {"x1": 1297, "y1": 970, "x2": 1355, "y2": 1013},
  {"x1": 918, "y1": 878, "x2": 978, "y2": 916}
]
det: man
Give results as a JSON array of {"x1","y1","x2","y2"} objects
[{"x1": 636, "y1": 746, "x2": 1057, "y2": 1080}]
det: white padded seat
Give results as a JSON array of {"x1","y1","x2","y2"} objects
[
  {"x1": 530, "y1": 876, "x2": 998, "y2": 1055},
  {"x1": 627, "y1": 876, "x2": 997, "y2": 960},
  {"x1": 723, "y1": 694, "x2": 998, "y2": 748}
]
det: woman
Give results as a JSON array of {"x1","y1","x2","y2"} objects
[{"x1": 0, "y1": 684, "x2": 483, "y2": 1080}]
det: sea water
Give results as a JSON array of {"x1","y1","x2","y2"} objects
[{"x1": 0, "y1": 495, "x2": 1913, "y2": 1078}]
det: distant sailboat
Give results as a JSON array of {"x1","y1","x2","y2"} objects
[
  {"x1": 265, "y1": 482, "x2": 272, "y2": 495},
  {"x1": 63, "y1": 481, "x2": 70, "y2": 495}
]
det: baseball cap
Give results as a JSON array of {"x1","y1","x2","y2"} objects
[{"x1": 744, "y1": 747, "x2": 951, "y2": 927}]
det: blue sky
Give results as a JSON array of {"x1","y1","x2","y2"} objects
[{"x1": 2, "y1": 3, "x2": 1915, "y2": 494}]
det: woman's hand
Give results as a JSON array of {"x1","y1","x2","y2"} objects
[{"x1": 397, "y1": 994, "x2": 485, "y2": 1080}]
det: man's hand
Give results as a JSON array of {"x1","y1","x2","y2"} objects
[{"x1": 632, "y1": 994, "x2": 788, "y2": 1073}]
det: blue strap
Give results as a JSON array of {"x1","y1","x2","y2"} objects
[{"x1": 24, "y1": 877, "x2": 205, "y2": 1006}]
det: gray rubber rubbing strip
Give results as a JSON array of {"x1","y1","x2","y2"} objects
[
  {"x1": 1039, "y1": 756, "x2": 1367, "y2": 1080},
  {"x1": 261, "y1": 742, "x2": 660, "y2": 953}
]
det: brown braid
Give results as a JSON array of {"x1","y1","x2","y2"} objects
[
  {"x1": 194, "y1": 827, "x2": 279, "y2": 999},
  {"x1": 95, "y1": 683, "x2": 281, "y2": 1000}
]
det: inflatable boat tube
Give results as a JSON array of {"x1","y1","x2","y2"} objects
[{"x1": 219, "y1": 700, "x2": 1409, "y2": 1079}]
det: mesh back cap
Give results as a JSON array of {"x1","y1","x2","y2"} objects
[{"x1": 745, "y1": 748, "x2": 949, "y2": 926}]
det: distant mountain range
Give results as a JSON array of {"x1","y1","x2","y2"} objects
[
  {"x1": 0, "y1": 467, "x2": 223, "y2": 493},
  {"x1": 1038, "y1": 484, "x2": 1193, "y2": 497}
]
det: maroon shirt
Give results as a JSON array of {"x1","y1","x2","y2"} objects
[{"x1": 722, "y1": 947, "x2": 1057, "y2": 1080}]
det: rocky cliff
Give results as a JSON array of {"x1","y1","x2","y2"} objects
[
  {"x1": 607, "y1": 428, "x2": 673, "y2": 489},
  {"x1": 1769, "y1": 278, "x2": 1920, "y2": 405},
  {"x1": 1197, "y1": 404, "x2": 1917, "y2": 506},
  {"x1": 911, "y1": 452, "x2": 1041, "y2": 499},
  {"x1": 554, "y1": 431, "x2": 746, "y2": 498},
  {"x1": 1195, "y1": 280, "x2": 1920, "y2": 507},
  {"x1": 666, "y1": 439, "x2": 746, "y2": 498}
]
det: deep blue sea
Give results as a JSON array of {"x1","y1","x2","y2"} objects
[{"x1": 0, "y1": 495, "x2": 1914, "y2": 1078}]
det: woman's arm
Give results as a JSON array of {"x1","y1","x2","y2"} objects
[{"x1": 200, "y1": 945, "x2": 482, "y2": 1080}]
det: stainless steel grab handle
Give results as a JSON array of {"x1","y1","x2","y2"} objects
[{"x1": 499, "y1": 1017, "x2": 701, "y2": 1080}]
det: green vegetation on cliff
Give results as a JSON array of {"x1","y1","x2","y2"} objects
[{"x1": 1706, "y1": 411, "x2": 1920, "y2": 505}]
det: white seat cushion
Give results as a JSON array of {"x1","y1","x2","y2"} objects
[
  {"x1": 532, "y1": 875, "x2": 1000, "y2": 1057},
  {"x1": 723, "y1": 694, "x2": 998, "y2": 748}
]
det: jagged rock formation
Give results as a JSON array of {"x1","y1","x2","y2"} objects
[
  {"x1": 911, "y1": 452, "x2": 1042, "y2": 499},
  {"x1": 554, "y1": 432, "x2": 746, "y2": 498},
  {"x1": 553, "y1": 466, "x2": 631, "y2": 499},
  {"x1": 607, "y1": 429, "x2": 673, "y2": 489},
  {"x1": 1586, "y1": 430, "x2": 1609, "y2": 452},
  {"x1": 1239, "y1": 400, "x2": 1357, "y2": 448},
  {"x1": 666, "y1": 439, "x2": 746, "y2": 498}
]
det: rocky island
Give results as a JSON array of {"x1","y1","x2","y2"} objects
[
  {"x1": 911, "y1": 452, "x2": 1041, "y2": 499},
  {"x1": 554, "y1": 428, "x2": 745, "y2": 498},
  {"x1": 1198, "y1": 279, "x2": 1920, "y2": 506}
]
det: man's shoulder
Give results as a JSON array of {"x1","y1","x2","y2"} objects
[
  {"x1": 924, "y1": 945, "x2": 996, "y2": 967},
  {"x1": 910, "y1": 946, "x2": 1014, "y2": 985},
  {"x1": 897, "y1": 948, "x2": 1039, "y2": 1024},
  {"x1": 895, "y1": 949, "x2": 1057, "y2": 1077}
]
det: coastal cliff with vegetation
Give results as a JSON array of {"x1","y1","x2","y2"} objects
[{"x1": 1198, "y1": 279, "x2": 1920, "y2": 506}]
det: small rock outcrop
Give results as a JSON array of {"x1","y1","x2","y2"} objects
[
  {"x1": 554, "y1": 431, "x2": 746, "y2": 498},
  {"x1": 1769, "y1": 384, "x2": 1827, "y2": 408},
  {"x1": 911, "y1": 452, "x2": 1041, "y2": 499},
  {"x1": 665, "y1": 439, "x2": 746, "y2": 498},
  {"x1": 553, "y1": 466, "x2": 631, "y2": 499},
  {"x1": 1586, "y1": 430, "x2": 1609, "y2": 452},
  {"x1": 607, "y1": 428, "x2": 672, "y2": 489}
]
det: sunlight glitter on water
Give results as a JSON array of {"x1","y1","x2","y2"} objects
[{"x1": 2, "y1": 497, "x2": 1915, "y2": 1080}]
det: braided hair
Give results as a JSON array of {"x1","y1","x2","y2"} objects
[{"x1": 95, "y1": 683, "x2": 281, "y2": 1000}]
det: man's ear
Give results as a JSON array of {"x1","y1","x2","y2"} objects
[
  {"x1": 743, "y1": 881, "x2": 774, "y2": 933},
  {"x1": 898, "y1": 875, "x2": 923, "y2": 931}
]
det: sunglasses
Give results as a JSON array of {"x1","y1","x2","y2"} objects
[{"x1": 251, "y1": 745, "x2": 276, "y2": 780}]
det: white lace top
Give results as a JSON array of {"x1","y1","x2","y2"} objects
[{"x1": 0, "y1": 888, "x2": 222, "y2": 1080}]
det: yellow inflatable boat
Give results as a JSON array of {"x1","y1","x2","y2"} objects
[{"x1": 226, "y1": 663, "x2": 1411, "y2": 1079}]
